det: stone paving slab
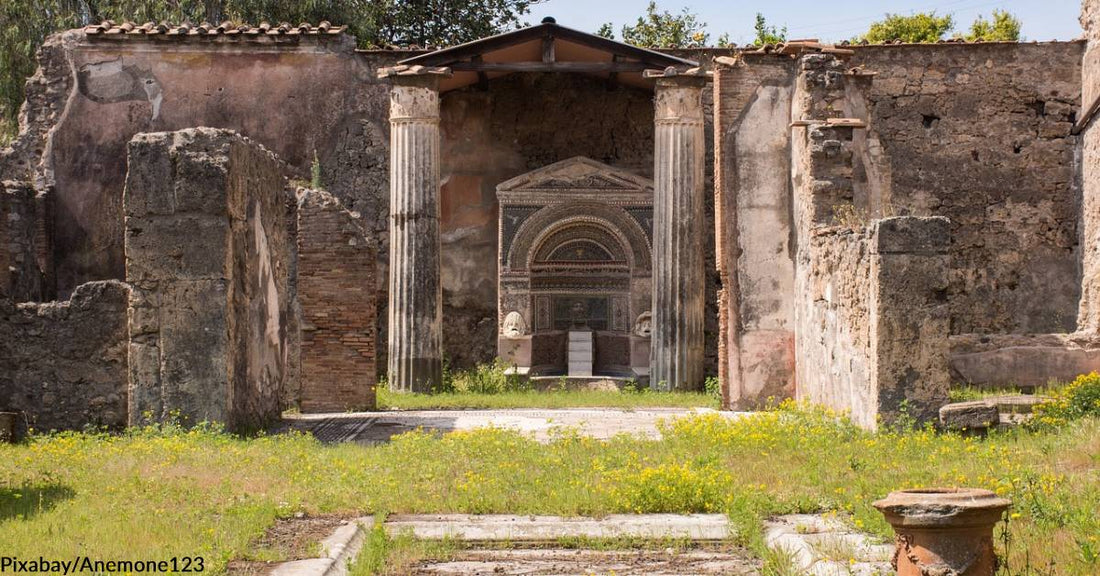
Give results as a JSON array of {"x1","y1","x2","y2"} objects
[
  {"x1": 281, "y1": 408, "x2": 739, "y2": 443},
  {"x1": 764, "y1": 514, "x2": 893, "y2": 575},
  {"x1": 407, "y1": 549, "x2": 760, "y2": 575},
  {"x1": 269, "y1": 518, "x2": 372, "y2": 576},
  {"x1": 384, "y1": 514, "x2": 733, "y2": 543}
]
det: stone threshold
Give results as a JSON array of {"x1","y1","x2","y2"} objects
[
  {"x1": 384, "y1": 513, "x2": 733, "y2": 543},
  {"x1": 266, "y1": 514, "x2": 734, "y2": 576}
]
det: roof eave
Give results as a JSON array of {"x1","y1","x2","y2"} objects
[{"x1": 397, "y1": 22, "x2": 697, "y2": 68}]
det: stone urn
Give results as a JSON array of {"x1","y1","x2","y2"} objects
[
  {"x1": 874, "y1": 488, "x2": 1011, "y2": 576},
  {"x1": 0, "y1": 412, "x2": 17, "y2": 443}
]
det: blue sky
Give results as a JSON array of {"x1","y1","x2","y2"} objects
[{"x1": 529, "y1": 0, "x2": 1081, "y2": 45}]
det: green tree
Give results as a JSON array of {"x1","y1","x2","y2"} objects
[
  {"x1": 620, "y1": 1, "x2": 708, "y2": 48},
  {"x1": 964, "y1": 9, "x2": 1021, "y2": 42},
  {"x1": 752, "y1": 12, "x2": 786, "y2": 45},
  {"x1": 859, "y1": 12, "x2": 954, "y2": 44},
  {"x1": 595, "y1": 22, "x2": 614, "y2": 40}
]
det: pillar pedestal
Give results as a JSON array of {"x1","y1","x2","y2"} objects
[
  {"x1": 383, "y1": 70, "x2": 448, "y2": 392},
  {"x1": 874, "y1": 488, "x2": 1010, "y2": 576},
  {"x1": 650, "y1": 74, "x2": 707, "y2": 391}
]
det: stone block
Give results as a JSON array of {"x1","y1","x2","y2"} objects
[
  {"x1": 939, "y1": 401, "x2": 1000, "y2": 430},
  {"x1": 124, "y1": 128, "x2": 289, "y2": 431}
]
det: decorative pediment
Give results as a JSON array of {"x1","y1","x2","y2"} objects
[{"x1": 497, "y1": 157, "x2": 653, "y2": 203}]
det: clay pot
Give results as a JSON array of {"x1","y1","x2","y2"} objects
[
  {"x1": 873, "y1": 488, "x2": 1011, "y2": 576},
  {"x1": 0, "y1": 412, "x2": 16, "y2": 443}
]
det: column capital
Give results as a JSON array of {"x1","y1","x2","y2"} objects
[
  {"x1": 388, "y1": 78, "x2": 442, "y2": 124},
  {"x1": 653, "y1": 75, "x2": 706, "y2": 126}
]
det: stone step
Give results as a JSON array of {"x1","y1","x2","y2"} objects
[
  {"x1": 567, "y1": 364, "x2": 593, "y2": 377},
  {"x1": 568, "y1": 331, "x2": 593, "y2": 342},
  {"x1": 567, "y1": 342, "x2": 593, "y2": 354}
]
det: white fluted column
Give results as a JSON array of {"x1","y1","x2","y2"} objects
[
  {"x1": 651, "y1": 76, "x2": 707, "y2": 391},
  {"x1": 386, "y1": 74, "x2": 443, "y2": 392}
]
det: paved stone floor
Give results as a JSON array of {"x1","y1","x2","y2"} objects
[{"x1": 280, "y1": 408, "x2": 739, "y2": 443}]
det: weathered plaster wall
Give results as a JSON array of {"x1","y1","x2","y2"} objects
[
  {"x1": 0, "y1": 280, "x2": 129, "y2": 432},
  {"x1": 125, "y1": 128, "x2": 289, "y2": 431},
  {"x1": 22, "y1": 34, "x2": 398, "y2": 301},
  {"x1": 713, "y1": 54, "x2": 798, "y2": 409},
  {"x1": 296, "y1": 188, "x2": 377, "y2": 412},
  {"x1": 849, "y1": 43, "x2": 1083, "y2": 335},
  {"x1": 3, "y1": 32, "x2": 730, "y2": 375},
  {"x1": 1080, "y1": 0, "x2": 1100, "y2": 333},
  {"x1": 950, "y1": 333, "x2": 1100, "y2": 389}
]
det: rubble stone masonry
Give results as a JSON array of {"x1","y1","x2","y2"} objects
[
  {"x1": 0, "y1": 181, "x2": 45, "y2": 301},
  {"x1": 0, "y1": 280, "x2": 129, "y2": 432},
  {"x1": 124, "y1": 128, "x2": 289, "y2": 431}
]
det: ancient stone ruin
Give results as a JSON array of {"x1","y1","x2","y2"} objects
[{"x1": 3, "y1": 9, "x2": 1100, "y2": 431}]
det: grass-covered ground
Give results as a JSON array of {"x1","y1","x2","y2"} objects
[
  {"x1": 2, "y1": 400, "x2": 1099, "y2": 574},
  {"x1": 376, "y1": 387, "x2": 719, "y2": 410}
]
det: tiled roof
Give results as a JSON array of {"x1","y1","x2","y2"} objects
[{"x1": 83, "y1": 20, "x2": 346, "y2": 39}]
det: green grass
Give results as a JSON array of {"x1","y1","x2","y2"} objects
[
  {"x1": 1, "y1": 405, "x2": 1098, "y2": 574},
  {"x1": 377, "y1": 387, "x2": 719, "y2": 410}
]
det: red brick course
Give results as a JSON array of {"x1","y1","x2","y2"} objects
[{"x1": 296, "y1": 188, "x2": 377, "y2": 412}]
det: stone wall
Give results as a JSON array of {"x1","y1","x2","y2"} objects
[
  {"x1": 0, "y1": 181, "x2": 45, "y2": 301},
  {"x1": 794, "y1": 219, "x2": 951, "y2": 428},
  {"x1": 296, "y1": 188, "x2": 377, "y2": 412},
  {"x1": 0, "y1": 280, "x2": 129, "y2": 432},
  {"x1": 2, "y1": 32, "x2": 399, "y2": 302},
  {"x1": 713, "y1": 54, "x2": 799, "y2": 408},
  {"x1": 1081, "y1": 0, "x2": 1100, "y2": 333},
  {"x1": 790, "y1": 53, "x2": 949, "y2": 428},
  {"x1": 848, "y1": 43, "x2": 1083, "y2": 335},
  {"x1": 125, "y1": 128, "x2": 289, "y2": 431}
]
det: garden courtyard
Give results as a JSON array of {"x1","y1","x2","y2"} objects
[{"x1": 2, "y1": 373, "x2": 1098, "y2": 575}]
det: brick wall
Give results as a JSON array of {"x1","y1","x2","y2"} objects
[{"x1": 296, "y1": 188, "x2": 377, "y2": 412}]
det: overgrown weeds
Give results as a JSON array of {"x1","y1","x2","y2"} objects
[{"x1": 1, "y1": 403, "x2": 1098, "y2": 573}]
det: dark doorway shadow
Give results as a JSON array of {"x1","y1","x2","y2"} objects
[
  {"x1": 0, "y1": 484, "x2": 75, "y2": 521},
  {"x1": 277, "y1": 415, "x2": 459, "y2": 445}
]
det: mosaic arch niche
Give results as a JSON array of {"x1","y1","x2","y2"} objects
[{"x1": 497, "y1": 157, "x2": 653, "y2": 377}]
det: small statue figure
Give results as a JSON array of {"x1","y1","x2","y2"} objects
[
  {"x1": 633, "y1": 311, "x2": 652, "y2": 338},
  {"x1": 502, "y1": 311, "x2": 527, "y2": 338},
  {"x1": 569, "y1": 300, "x2": 589, "y2": 329}
]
